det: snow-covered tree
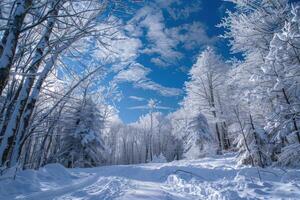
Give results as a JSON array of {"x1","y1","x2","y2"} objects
[
  {"x1": 219, "y1": 0, "x2": 300, "y2": 167},
  {"x1": 57, "y1": 97, "x2": 106, "y2": 168},
  {"x1": 183, "y1": 47, "x2": 230, "y2": 152},
  {"x1": 170, "y1": 106, "x2": 215, "y2": 159},
  {"x1": 105, "y1": 110, "x2": 183, "y2": 165},
  {"x1": 185, "y1": 113, "x2": 214, "y2": 158},
  {"x1": 0, "y1": 0, "x2": 125, "y2": 169},
  {"x1": 264, "y1": 5, "x2": 300, "y2": 167}
]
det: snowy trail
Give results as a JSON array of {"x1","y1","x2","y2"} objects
[{"x1": 1, "y1": 154, "x2": 300, "y2": 200}]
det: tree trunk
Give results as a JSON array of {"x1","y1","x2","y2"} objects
[
  {"x1": 0, "y1": 0, "x2": 32, "y2": 95},
  {"x1": 234, "y1": 108, "x2": 255, "y2": 167},
  {"x1": 3, "y1": 4, "x2": 59, "y2": 167},
  {"x1": 282, "y1": 88, "x2": 300, "y2": 143},
  {"x1": 222, "y1": 122, "x2": 231, "y2": 150},
  {"x1": 249, "y1": 114, "x2": 264, "y2": 168},
  {"x1": 208, "y1": 74, "x2": 223, "y2": 152}
]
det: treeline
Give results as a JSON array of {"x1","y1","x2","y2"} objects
[
  {"x1": 106, "y1": 111, "x2": 184, "y2": 165},
  {"x1": 0, "y1": 0, "x2": 299, "y2": 173},
  {"x1": 116, "y1": 0, "x2": 300, "y2": 168}
]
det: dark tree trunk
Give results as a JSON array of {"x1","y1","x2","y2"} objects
[
  {"x1": 282, "y1": 88, "x2": 300, "y2": 143},
  {"x1": 249, "y1": 114, "x2": 265, "y2": 168}
]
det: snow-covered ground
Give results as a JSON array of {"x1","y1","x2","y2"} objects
[{"x1": 1, "y1": 154, "x2": 300, "y2": 200}]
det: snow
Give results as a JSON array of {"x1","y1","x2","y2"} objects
[
  {"x1": 1, "y1": 154, "x2": 300, "y2": 200},
  {"x1": 151, "y1": 153, "x2": 167, "y2": 163}
]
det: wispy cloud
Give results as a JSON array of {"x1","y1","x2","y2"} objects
[
  {"x1": 114, "y1": 63, "x2": 150, "y2": 82},
  {"x1": 129, "y1": 96, "x2": 145, "y2": 101},
  {"x1": 113, "y1": 63, "x2": 182, "y2": 97},
  {"x1": 130, "y1": 6, "x2": 182, "y2": 67},
  {"x1": 137, "y1": 80, "x2": 182, "y2": 97},
  {"x1": 91, "y1": 17, "x2": 142, "y2": 72},
  {"x1": 127, "y1": 105, "x2": 172, "y2": 110},
  {"x1": 160, "y1": 0, "x2": 202, "y2": 20},
  {"x1": 167, "y1": 22, "x2": 218, "y2": 50}
]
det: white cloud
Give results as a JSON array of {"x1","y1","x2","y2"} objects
[
  {"x1": 178, "y1": 65, "x2": 189, "y2": 73},
  {"x1": 139, "y1": 10, "x2": 180, "y2": 58},
  {"x1": 89, "y1": 1, "x2": 215, "y2": 100},
  {"x1": 94, "y1": 34, "x2": 142, "y2": 69},
  {"x1": 114, "y1": 63, "x2": 182, "y2": 97},
  {"x1": 150, "y1": 57, "x2": 169, "y2": 67},
  {"x1": 163, "y1": 1, "x2": 202, "y2": 20},
  {"x1": 128, "y1": 1, "x2": 215, "y2": 67},
  {"x1": 155, "y1": 0, "x2": 180, "y2": 8},
  {"x1": 91, "y1": 17, "x2": 142, "y2": 72},
  {"x1": 129, "y1": 96, "x2": 146, "y2": 101},
  {"x1": 168, "y1": 22, "x2": 218, "y2": 50},
  {"x1": 127, "y1": 105, "x2": 150, "y2": 110},
  {"x1": 137, "y1": 80, "x2": 182, "y2": 97},
  {"x1": 128, "y1": 105, "x2": 172, "y2": 110},
  {"x1": 130, "y1": 6, "x2": 182, "y2": 67},
  {"x1": 115, "y1": 63, "x2": 150, "y2": 82}
]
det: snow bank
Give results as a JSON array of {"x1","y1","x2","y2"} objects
[{"x1": 0, "y1": 163, "x2": 78, "y2": 199}]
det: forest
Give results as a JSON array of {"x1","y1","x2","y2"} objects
[{"x1": 0, "y1": 0, "x2": 300, "y2": 199}]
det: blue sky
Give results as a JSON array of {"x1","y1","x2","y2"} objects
[{"x1": 106, "y1": 0, "x2": 235, "y2": 123}]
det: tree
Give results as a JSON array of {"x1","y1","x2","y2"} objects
[
  {"x1": 264, "y1": 5, "x2": 300, "y2": 167},
  {"x1": 183, "y1": 47, "x2": 230, "y2": 152},
  {"x1": 219, "y1": 0, "x2": 299, "y2": 167},
  {"x1": 170, "y1": 106, "x2": 214, "y2": 159},
  {"x1": 0, "y1": 0, "x2": 33, "y2": 95},
  {"x1": 57, "y1": 96, "x2": 106, "y2": 168},
  {"x1": 0, "y1": 0, "x2": 120, "y2": 169}
]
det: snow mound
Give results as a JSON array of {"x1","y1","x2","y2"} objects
[
  {"x1": 0, "y1": 163, "x2": 77, "y2": 199},
  {"x1": 41, "y1": 163, "x2": 74, "y2": 180}
]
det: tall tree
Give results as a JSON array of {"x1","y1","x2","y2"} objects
[{"x1": 184, "y1": 47, "x2": 230, "y2": 152}]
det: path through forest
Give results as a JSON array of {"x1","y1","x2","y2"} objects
[{"x1": 1, "y1": 154, "x2": 300, "y2": 200}]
